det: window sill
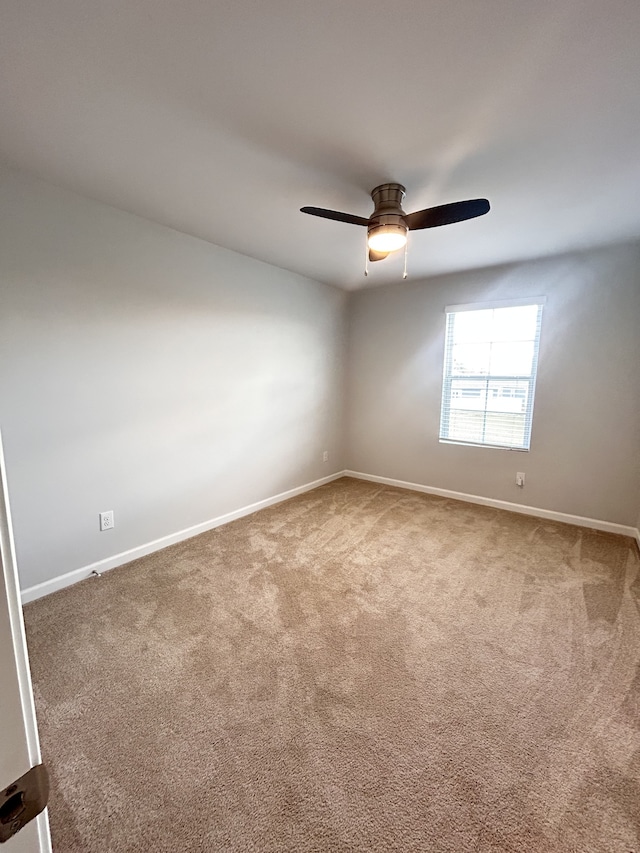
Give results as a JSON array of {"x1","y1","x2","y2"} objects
[{"x1": 438, "y1": 439, "x2": 529, "y2": 452}]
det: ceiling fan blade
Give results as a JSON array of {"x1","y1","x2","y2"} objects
[
  {"x1": 405, "y1": 198, "x2": 490, "y2": 231},
  {"x1": 300, "y1": 207, "x2": 369, "y2": 227},
  {"x1": 368, "y1": 248, "x2": 390, "y2": 262}
]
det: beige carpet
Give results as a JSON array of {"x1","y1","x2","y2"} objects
[{"x1": 24, "y1": 477, "x2": 640, "y2": 852}]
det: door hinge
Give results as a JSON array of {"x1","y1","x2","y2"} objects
[{"x1": 0, "y1": 764, "x2": 49, "y2": 843}]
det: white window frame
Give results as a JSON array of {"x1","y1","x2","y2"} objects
[{"x1": 439, "y1": 298, "x2": 545, "y2": 451}]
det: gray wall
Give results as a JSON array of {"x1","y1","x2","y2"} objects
[
  {"x1": 0, "y1": 166, "x2": 346, "y2": 589},
  {"x1": 346, "y1": 244, "x2": 640, "y2": 526},
  {"x1": 2, "y1": 163, "x2": 639, "y2": 595}
]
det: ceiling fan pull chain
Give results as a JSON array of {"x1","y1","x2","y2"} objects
[
  {"x1": 364, "y1": 236, "x2": 369, "y2": 276},
  {"x1": 403, "y1": 238, "x2": 408, "y2": 279}
]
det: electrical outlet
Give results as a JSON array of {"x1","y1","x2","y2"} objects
[
  {"x1": 99, "y1": 510, "x2": 114, "y2": 531},
  {"x1": 516, "y1": 472, "x2": 525, "y2": 488},
  {"x1": 322, "y1": 450, "x2": 329, "y2": 463}
]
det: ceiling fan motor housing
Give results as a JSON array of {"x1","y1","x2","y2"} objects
[
  {"x1": 367, "y1": 183, "x2": 408, "y2": 246},
  {"x1": 371, "y1": 183, "x2": 407, "y2": 213}
]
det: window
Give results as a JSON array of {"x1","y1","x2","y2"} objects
[{"x1": 439, "y1": 299, "x2": 544, "y2": 450}]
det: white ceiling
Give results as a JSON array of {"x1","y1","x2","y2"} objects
[{"x1": 2, "y1": 0, "x2": 640, "y2": 289}]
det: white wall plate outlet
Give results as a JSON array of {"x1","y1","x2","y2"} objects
[{"x1": 99, "y1": 510, "x2": 114, "y2": 531}]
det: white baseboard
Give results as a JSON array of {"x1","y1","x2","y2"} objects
[
  {"x1": 21, "y1": 469, "x2": 638, "y2": 604},
  {"x1": 21, "y1": 472, "x2": 344, "y2": 604},
  {"x1": 344, "y1": 470, "x2": 638, "y2": 539}
]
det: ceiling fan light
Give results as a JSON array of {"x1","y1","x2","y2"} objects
[{"x1": 367, "y1": 224, "x2": 407, "y2": 253}]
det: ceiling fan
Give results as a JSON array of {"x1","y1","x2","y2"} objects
[{"x1": 301, "y1": 183, "x2": 490, "y2": 268}]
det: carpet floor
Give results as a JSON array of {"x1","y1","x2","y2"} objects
[{"x1": 23, "y1": 477, "x2": 640, "y2": 852}]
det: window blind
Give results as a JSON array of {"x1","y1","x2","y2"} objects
[{"x1": 439, "y1": 301, "x2": 544, "y2": 451}]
